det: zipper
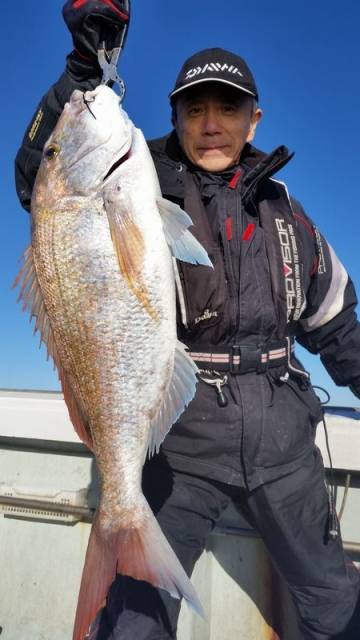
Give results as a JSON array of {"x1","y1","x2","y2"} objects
[
  {"x1": 235, "y1": 188, "x2": 243, "y2": 341},
  {"x1": 227, "y1": 180, "x2": 244, "y2": 341},
  {"x1": 219, "y1": 231, "x2": 237, "y2": 334},
  {"x1": 220, "y1": 187, "x2": 238, "y2": 335},
  {"x1": 221, "y1": 182, "x2": 244, "y2": 340}
]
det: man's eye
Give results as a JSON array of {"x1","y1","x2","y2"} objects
[
  {"x1": 222, "y1": 104, "x2": 236, "y2": 113},
  {"x1": 187, "y1": 106, "x2": 203, "y2": 116}
]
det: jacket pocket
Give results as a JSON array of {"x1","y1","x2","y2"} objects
[
  {"x1": 176, "y1": 244, "x2": 230, "y2": 334},
  {"x1": 284, "y1": 375, "x2": 323, "y2": 428},
  {"x1": 255, "y1": 373, "x2": 323, "y2": 469}
]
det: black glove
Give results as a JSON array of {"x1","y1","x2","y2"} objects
[{"x1": 63, "y1": 0, "x2": 130, "y2": 60}]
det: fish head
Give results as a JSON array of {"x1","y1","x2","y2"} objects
[{"x1": 32, "y1": 85, "x2": 133, "y2": 212}]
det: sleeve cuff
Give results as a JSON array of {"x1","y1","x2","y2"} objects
[{"x1": 66, "y1": 50, "x2": 102, "y2": 83}]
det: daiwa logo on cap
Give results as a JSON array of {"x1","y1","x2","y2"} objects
[{"x1": 185, "y1": 63, "x2": 244, "y2": 79}]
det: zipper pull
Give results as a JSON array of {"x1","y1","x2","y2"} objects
[{"x1": 215, "y1": 378, "x2": 228, "y2": 407}]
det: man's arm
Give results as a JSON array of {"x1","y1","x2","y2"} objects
[
  {"x1": 293, "y1": 199, "x2": 360, "y2": 398},
  {"x1": 15, "y1": 0, "x2": 130, "y2": 212},
  {"x1": 15, "y1": 54, "x2": 101, "y2": 212}
]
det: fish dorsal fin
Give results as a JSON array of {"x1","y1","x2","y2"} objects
[
  {"x1": 156, "y1": 197, "x2": 212, "y2": 267},
  {"x1": 14, "y1": 246, "x2": 94, "y2": 452},
  {"x1": 147, "y1": 341, "x2": 198, "y2": 457},
  {"x1": 105, "y1": 191, "x2": 159, "y2": 321}
]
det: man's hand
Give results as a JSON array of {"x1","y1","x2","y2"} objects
[{"x1": 63, "y1": 0, "x2": 130, "y2": 60}]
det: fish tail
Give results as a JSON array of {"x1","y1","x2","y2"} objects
[
  {"x1": 72, "y1": 513, "x2": 116, "y2": 640},
  {"x1": 116, "y1": 501, "x2": 204, "y2": 617},
  {"x1": 72, "y1": 503, "x2": 204, "y2": 639}
]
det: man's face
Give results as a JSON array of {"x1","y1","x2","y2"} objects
[{"x1": 173, "y1": 83, "x2": 262, "y2": 172}]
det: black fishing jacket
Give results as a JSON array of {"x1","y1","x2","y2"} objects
[
  {"x1": 14, "y1": 62, "x2": 360, "y2": 488},
  {"x1": 145, "y1": 130, "x2": 360, "y2": 487},
  {"x1": 148, "y1": 131, "x2": 360, "y2": 377}
]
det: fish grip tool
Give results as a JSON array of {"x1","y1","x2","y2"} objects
[
  {"x1": 97, "y1": 7, "x2": 129, "y2": 101},
  {"x1": 98, "y1": 43, "x2": 126, "y2": 100},
  {"x1": 198, "y1": 369, "x2": 229, "y2": 407}
]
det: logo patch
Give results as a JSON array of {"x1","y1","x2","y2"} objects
[
  {"x1": 314, "y1": 227, "x2": 326, "y2": 274},
  {"x1": 275, "y1": 218, "x2": 304, "y2": 322},
  {"x1": 28, "y1": 108, "x2": 44, "y2": 142},
  {"x1": 194, "y1": 308, "x2": 218, "y2": 325},
  {"x1": 185, "y1": 63, "x2": 244, "y2": 79}
]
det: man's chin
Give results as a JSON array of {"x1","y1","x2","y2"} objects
[{"x1": 195, "y1": 154, "x2": 235, "y2": 172}]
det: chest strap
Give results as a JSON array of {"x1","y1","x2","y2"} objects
[{"x1": 187, "y1": 340, "x2": 294, "y2": 374}]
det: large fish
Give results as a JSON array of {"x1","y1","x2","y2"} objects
[{"x1": 16, "y1": 85, "x2": 211, "y2": 639}]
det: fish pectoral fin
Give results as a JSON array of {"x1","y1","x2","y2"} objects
[
  {"x1": 105, "y1": 193, "x2": 159, "y2": 321},
  {"x1": 156, "y1": 196, "x2": 212, "y2": 267},
  {"x1": 147, "y1": 341, "x2": 199, "y2": 457},
  {"x1": 14, "y1": 246, "x2": 94, "y2": 452}
]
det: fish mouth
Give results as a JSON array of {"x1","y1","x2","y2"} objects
[{"x1": 103, "y1": 148, "x2": 131, "y2": 183}]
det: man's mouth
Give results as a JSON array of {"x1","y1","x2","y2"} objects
[{"x1": 198, "y1": 145, "x2": 227, "y2": 152}]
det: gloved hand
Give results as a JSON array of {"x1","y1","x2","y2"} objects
[{"x1": 63, "y1": 0, "x2": 130, "y2": 60}]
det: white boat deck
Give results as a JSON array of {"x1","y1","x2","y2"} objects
[
  {"x1": 1, "y1": 387, "x2": 359, "y2": 470},
  {"x1": 0, "y1": 389, "x2": 359, "y2": 639}
]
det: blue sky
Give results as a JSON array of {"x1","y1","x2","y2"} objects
[{"x1": 2, "y1": 0, "x2": 360, "y2": 406}]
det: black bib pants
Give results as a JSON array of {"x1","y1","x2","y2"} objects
[{"x1": 90, "y1": 379, "x2": 360, "y2": 640}]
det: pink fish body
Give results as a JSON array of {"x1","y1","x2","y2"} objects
[{"x1": 16, "y1": 85, "x2": 211, "y2": 638}]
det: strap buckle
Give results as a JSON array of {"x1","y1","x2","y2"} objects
[{"x1": 230, "y1": 344, "x2": 262, "y2": 374}]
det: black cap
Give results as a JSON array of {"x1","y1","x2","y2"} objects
[{"x1": 169, "y1": 47, "x2": 258, "y2": 103}]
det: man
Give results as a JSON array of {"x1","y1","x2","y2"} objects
[{"x1": 15, "y1": 2, "x2": 360, "y2": 639}]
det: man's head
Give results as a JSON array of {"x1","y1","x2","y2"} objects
[{"x1": 169, "y1": 48, "x2": 262, "y2": 172}]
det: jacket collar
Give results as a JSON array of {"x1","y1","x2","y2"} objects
[{"x1": 147, "y1": 130, "x2": 293, "y2": 199}]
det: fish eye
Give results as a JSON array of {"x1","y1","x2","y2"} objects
[{"x1": 44, "y1": 143, "x2": 60, "y2": 159}]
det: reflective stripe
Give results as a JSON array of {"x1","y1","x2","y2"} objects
[
  {"x1": 300, "y1": 244, "x2": 348, "y2": 332},
  {"x1": 189, "y1": 346, "x2": 291, "y2": 365},
  {"x1": 270, "y1": 178, "x2": 293, "y2": 213},
  {"x1": 189, "y1": 353, "x2": 239, "y2": 364},
  {"x1": 266, "y1": 348, "x2": 287, "y2": 360}
]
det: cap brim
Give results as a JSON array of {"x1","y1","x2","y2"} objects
[{"x1": 169, "y1": 77, "x2": 257, "y2": 100}]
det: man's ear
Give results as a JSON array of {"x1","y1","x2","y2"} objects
[{"x1": 246, "y1": 108, "x2": 263, "y2": 143}]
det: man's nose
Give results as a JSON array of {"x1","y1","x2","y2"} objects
[{"x1": 201, "y1": 108, "x2": 222, "y2": 134}]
